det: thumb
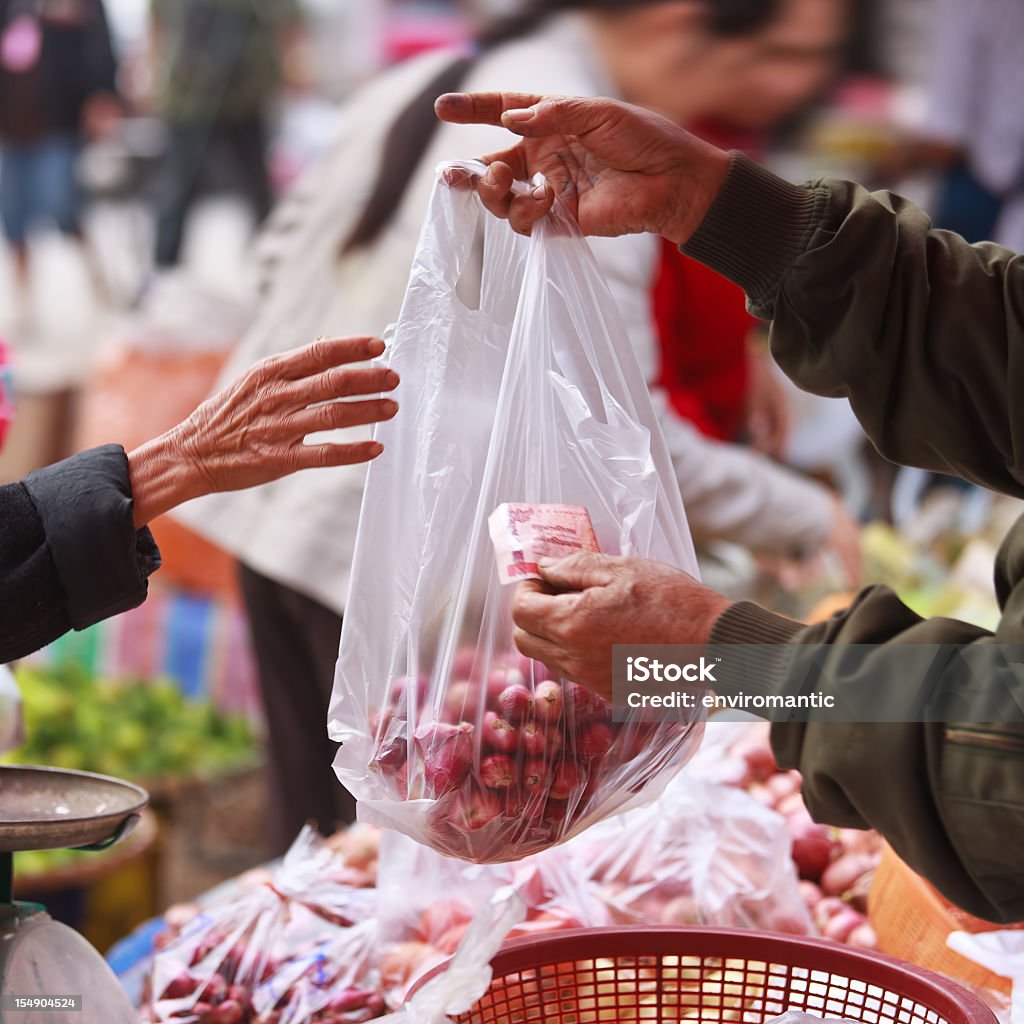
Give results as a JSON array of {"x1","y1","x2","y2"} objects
[{"x1": 537, "y1": 552, "x2": 619, "y2": 592}]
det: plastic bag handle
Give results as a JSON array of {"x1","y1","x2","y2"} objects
[
  {"x1": 438, "y1": 158, "x2": 537, "y2": 198},
  {"x1": 410, "y1": 159, "x2": 539, "y2": 309}
]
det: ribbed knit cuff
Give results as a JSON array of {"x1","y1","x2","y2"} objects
[
  {"x1": 682, "y1": 153, "x2": 827, "y2": 316},
  {"x1": 708, "y1": 601, "x2": 805, "y2": 704}
]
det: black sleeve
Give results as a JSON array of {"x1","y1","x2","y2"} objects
[{"x1": 0, "y1": 445, "x2": 161, "y2": 662}]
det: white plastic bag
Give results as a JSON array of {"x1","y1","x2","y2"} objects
[
  {"x1": 146, "y1": 828, "x2": 384, "y2": 1023},
  {"x1": 374, "y1": 828, "x2": 613, "y2": 1000},
  {"x1": 375, "y1": 891, "x2": 526, "y2": 1024},
  {"x1": 767, "y1": 1013, "x2": 859, "y2": 1024},
  {"x1": 330, "y1": 160, "x2": 703, "y2": 863},
  {"x1": 947, "y1": 931, "x2": 1024, "y2": 1024},
  {"x1": 571, "y1": 776, "x2": 812, "y2": 934}
]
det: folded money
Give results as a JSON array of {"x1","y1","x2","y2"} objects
[{"x1": 488, "y1": 503, "x2": 600, "y2": 584}]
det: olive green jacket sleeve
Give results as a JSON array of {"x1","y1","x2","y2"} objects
[{"x1": 686, "y1": 155, "x2": 1024, "y2": 923}]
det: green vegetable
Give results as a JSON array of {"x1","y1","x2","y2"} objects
[{"x1": 3, "y1": 663, "x2": 257, "y2": 783}]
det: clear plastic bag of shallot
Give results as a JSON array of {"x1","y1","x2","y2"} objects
[{"x1": 329, "y1": 160, "x2": 703, "y2": 863}]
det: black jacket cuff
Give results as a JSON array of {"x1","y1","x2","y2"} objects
[{"x1": 22, "y1": 445, "x2": 161, "y2": 631}]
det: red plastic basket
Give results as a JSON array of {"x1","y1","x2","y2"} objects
[{"x1": 416, "y1": 927, "x2": 998, "y2": 1024}]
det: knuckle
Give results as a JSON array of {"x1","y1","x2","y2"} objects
[
  {"x1": 255, "y1": 439, "x2": 281, "y2": 461},
  {"x1": 248, "y1": 361, "x2": 276, "y2": 391},
  {"x1": 483, "y1": 198, "x2": 507, "y2": 219},
  {"x1": 316, "y1": 401, "x2": 340, "y2": 428},
  {"x1": 307, "y1": 336, "x2": 332, "y2": 365},
  {"x1": 326, "y1": 368, "x2": 349, "y2": 396},
  {"x1": 302, "y1": 370, "x2": 334, "y2": 403},
  {"x1": 512, "y1": 625, "x2": 532, "y2": 651}
]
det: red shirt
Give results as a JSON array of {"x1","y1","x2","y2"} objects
[
  {"x1": 653, "y1": 122, "x2": 761, "y2": 442},
  {"x1": 653, "y1": 240, "x2": 755, "y2": 441}
]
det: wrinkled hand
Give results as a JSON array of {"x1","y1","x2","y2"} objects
[
  {"x1": 128, "y1": 336, "x2": 398, "y2": 527},
  {"x1": 435, "y1": 92, "x2": 731, "y2": 243},
  {"x1": 511, "y1": 553, "x2": 732, "y2": 702}
]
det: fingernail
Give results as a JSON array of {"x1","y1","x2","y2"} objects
[
  {"x1": 384, "y1": 369, "x2": 399, "y2": 387},
  {"x1": 503, "y1": 107, "x2": 535, "y2": 124},
  {"x1": 537, "y1": 557, "x2": 556, "y2": 568},
  {"x1": 532, "y1": 184, "x2": 548, "y2": 201},
  {"x1": 483, "y1": 165, "x2": 497, "y2": 186},
  {"x1": 383, "y1": 399, "x2": 398, "y2": 414}
]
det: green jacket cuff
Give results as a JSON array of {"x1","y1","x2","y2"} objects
[
  {"x1": 708, "y1": 601, "x2": 806, "y2": 704},
  {"x1": 681, "y1": 153, "x2": 828, "y2": 317}
]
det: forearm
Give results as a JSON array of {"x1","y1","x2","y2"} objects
[{"x1": 684, "y1": 154, "x2": 1024, "y2": 497}]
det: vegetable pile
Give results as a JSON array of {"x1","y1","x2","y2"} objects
[
  {"x1": 141, "y1": 722, "x2": 884, "y2": 1019},
  {"x1": 6, "y1": 663, "x2": 256, "y2": 782},
  {"x1": 726, "y1": 725, "x2": 880, "y2": 949},
  {"x1": 368, "y1": 648, "x2": 665, "y2": 862},
  {"x1": 145, "y1": 829, "x2": 385, "y2": 1024}
]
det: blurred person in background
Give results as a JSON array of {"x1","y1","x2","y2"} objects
[
  {"x1": 0, "y1": 0, "x2": 120, "y2": 330},
  {"x1": 887, "y1": 0, "x2": 1024, "y2": 251},
  {"x1": 149, "y1": 0, "x2": 303, "y2": 268},
  {"x1": 175, "y1": 0, "x2": 856, "y2": 855}
]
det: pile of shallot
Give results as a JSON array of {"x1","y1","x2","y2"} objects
[{"x1": 728, "y1": 726, "x2": 880, "y2": 949}]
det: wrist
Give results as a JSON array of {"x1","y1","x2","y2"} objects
[
  {"x1": 126, "y1": 429, "x2": 205, "y2": 529},
  {"x1": 661, "y1": 141, "x2": 732, "y2": 247}
]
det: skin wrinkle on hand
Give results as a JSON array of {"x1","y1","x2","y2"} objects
[
  {"x1": 126, "y1": 337, "x2": 398, "y2": 529},
  {"x1": 435, "y1": 92, "x2": 730, "y2": 244},
  {"x1": 511, "y1": 552, "x2": 732, "y2": 701}
]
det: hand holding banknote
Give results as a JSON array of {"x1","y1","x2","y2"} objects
[{"x1": 510, "y1": 553, "x2": 731, "y2": 701}]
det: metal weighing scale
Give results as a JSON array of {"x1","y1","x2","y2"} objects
[{"x1": 0, "y1": 765, "x2": 148, "y2": 1023}]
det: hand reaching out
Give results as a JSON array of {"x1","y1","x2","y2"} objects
[{"x1": 127, "y1": 336, "x2": 399, "y2": 527}]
